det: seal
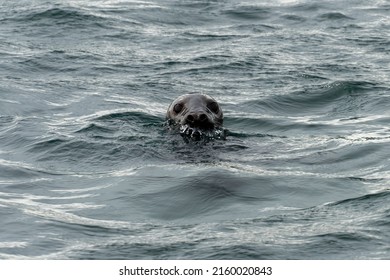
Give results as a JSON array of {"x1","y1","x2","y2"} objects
[{"x1": 166, "y1": 94, "x2": 224, "y2": 139}]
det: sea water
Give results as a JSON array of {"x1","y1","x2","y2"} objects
[{"x1": 0, "y1": 0, "x2": 389, "y2": 259}]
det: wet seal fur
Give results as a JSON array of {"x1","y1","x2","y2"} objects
[{"x1": 166, "y1": 94, "x2": 226, "y2": 140}]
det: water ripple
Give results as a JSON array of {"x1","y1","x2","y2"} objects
[{"x1": 1, "y1": 0, "x2": 389, "y2": 260}]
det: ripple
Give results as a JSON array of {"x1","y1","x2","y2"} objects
[
  {"x1": 242, "y1": 81, "x2": 380, "y2": 116},
  {"x1": 5, "y1": 5, "x2": 113, "y2": 30},
  {"x1": 1, "y1": 0, "x2": 390, "y2": 260},
  {"x1": 223, "y1": 5, "x2": 271, "y2": 21},
  {"x1": 0, "y1": 193, "x2": 129, "y2": 230},
  {"x1": 93, "y1": 110, "x2": 162, "y2": 125},
  {"x1": 317, "y1": 12, "x2": 353, "y2": 21},
  {"x1": 0, "y1": 242, "x2": 28, "y2": 249}
]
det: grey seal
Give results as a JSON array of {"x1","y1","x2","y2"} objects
[{"x1": 166, "y1": 94, "x2": 225, "y2": 140}]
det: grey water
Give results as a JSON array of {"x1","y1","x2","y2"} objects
[{"x1": 0, "y1": 0, "x2": 389, "y2": 259}]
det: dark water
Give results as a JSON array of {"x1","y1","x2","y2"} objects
[{"x1": 1, "y1": 0, "x2": 389, "y2": 259}]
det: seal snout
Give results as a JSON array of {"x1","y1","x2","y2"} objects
[{"x1": 184, "y1": 111, "x2": 213, "y2": 129}]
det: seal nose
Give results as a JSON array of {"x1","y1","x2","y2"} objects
[{"x1": 185, "y1": 112, "x2": 211, "y2": 127}]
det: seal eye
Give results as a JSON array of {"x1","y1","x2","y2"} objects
[
  {"x1": 207, "y1": 102, "x2": 219, "y2": 114},
  {"x1": 173, "y1": 103, "x2": 183, "y2": 114}
]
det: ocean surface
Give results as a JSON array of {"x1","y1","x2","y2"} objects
[{"x1": 0, "y1": 0, "x2": 389, "y2": 259}]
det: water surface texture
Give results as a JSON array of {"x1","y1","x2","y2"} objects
[{"x1": 1, "y1": 0, "x2": 389, "y2": 259}]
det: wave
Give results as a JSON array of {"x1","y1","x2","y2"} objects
[
  {"x1": 92, "y1": 111, "x2": 162, "y2": 124},
  {"x1": 223, "y1": 5, "x2": 271, "y2": 21},
  {"x1": 317, "y1": 12, "x2": 353, "y2": 21},
  {"x1": 22, "y1": 110, "x2": 167, "y2": 169},
  {"x1": 3, "y1": 5, "x2": 112, "y2": 29},
  {"x1": 242, "y1": 81, "x2": 381, "y2": 116},
  {"x1": 330, "y1": 190, "x2": 390, "y2": 209}
]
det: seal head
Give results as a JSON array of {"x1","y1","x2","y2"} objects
[{"x1": 166, "y1": 94, "x2": 224, "y2": 139}]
